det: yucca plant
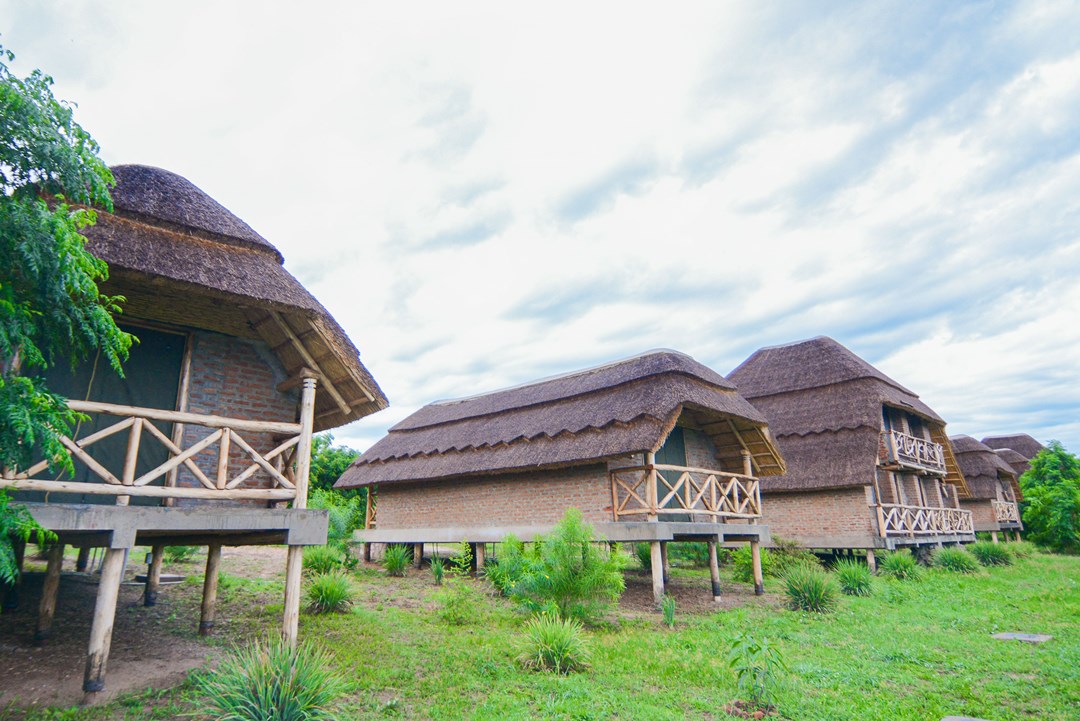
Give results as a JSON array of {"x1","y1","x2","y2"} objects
[
  {"x1": 305, "y1": 572, "x2": 353, "y2": 613},
  {"x1": 877, "y1": 550, "x2": 921, "y2": 580},
  {"x1": 431, "y1": 554, "x2": 445, "y2": 585},
  {"x1": 383, "y1": 544, "x2": 412, "y2": 577},
  {"x1": 782, "y1": 563, "x2": 838, "y2": 613},
  {"x1": 931, "y1": 546, "x2": 980, "y2": 573},
  {"x1": 517, "y1": 613, "x2": 591, "y2": 674},
  {"x1": 969, "y1": 541, "x2": 1013, "y2": 566},
  {"x1": 195, "y1": 636, "x2": 345, "y2": 720},
  {"x1": 303, "y1": 545, "x2": 343, "y2": 575},
  {"x1": 833, "y1": 558, "x2": 873, "y2": 596}
]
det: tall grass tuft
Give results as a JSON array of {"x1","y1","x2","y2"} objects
[
  {"x1": 833, "y1": 558, "x2": 873, "y2": 596},
  {"x1": 660, "y1": 594, "x2": 676, "y2": 628},
  {"x1": 195, "y1": 636, "x2": 345, "y2": 721},
  {"x1": 782, "y1": 563, "x2": 839, "y2": 612},
  {"x1": 383, "y1": 544, "x2": 412, "y2": 577},
  {"x1": 969, "y1": 541, "x2": 1013, "y2": 566},
  {"x1": 877, "y1": 550, "x2": 921, "y2": 580},
  {"x1": 431, "y1": 555, "x2": 445, "y2": 585},
  {"x1": 1007, "y1": 540, "x2": 1036, "y2": 558},
  {"x1": 303, "y1": 545, "x2": 343, "y2": 575},
  {"x1": 931, "y1": 546, "x2": 980, "y2": 573},
  {"x1": 305, "y1": 572, "x2": 353, "y2": 613},
  {"x1": 517, "y1": 614, "x2": 591, "y2": 674},
  {"x1": 634, "y1": 542, "x2": 652, "y2": 571}
]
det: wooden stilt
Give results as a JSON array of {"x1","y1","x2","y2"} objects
[
  {"x1": 1013, "y1": 531, "x2": 1021, "y2": 542},
  {"x1": 650, "y1": 541, "x2": 664, "y2": 605},
  {"x1": 283, "y1": 375, "x2": 316, "y2": 648},
  {"x1": 362, "y1": 543, "x2": 371, "y2": 562},
  {"x1": 990, "y1": 531, "x2": 999, "y2": 544},
  {"x1": 76, "y1": 546, "x2": 91, "y2": 573},
  {"x1": 474, "y1": 542, "x2": 485, "y2": 576},
  {"x1": 660, "y1": 542, "x2": 670, "y2": 584},
  {"x1": 83, "y1": 547, "x2": 126, "y2": 694},
  {"x1": 35, "y1": 543, "x2": 65, "y2": 644},
  {"x1": 708, "y1": 538, "x2": 722, "y2": 602},
  {"x1": 282, "y1": 545, "x2": 303, "y2": 644},
  {"x1": 865, "y1": 549, "x2": 877, "y2": 573},
  {"x1": 750, "y1": 540, "x2": 764, "y2": 596},
  {"x1": 413, "y1": 543, "x2": 424, "y2": 568},
  {"x1": 199, "y1": 544, "x2": 222, "y2": 636},
  {"x1": 144, "y1": 545, "x2": 164, "y2": 607}
]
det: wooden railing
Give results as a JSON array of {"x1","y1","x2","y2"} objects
[
  {"x1": 992, "y1": 500, "x2": 1020, "y2": 523},
  {"x1": 365, "y1": 491, "x2": 377, "y2": 529},
  {"x1": 0, "y1": 398, "x2": 312, "y2": 504},
  {"x1": 876, "y1": 503, "x2": 974, "y2": 536},
  {"x1": 882, "y1": 430, "x2": 947, "y2": 474},
  {"x1": 611, "y1": 464, "x2": 761, "y2": 521}
]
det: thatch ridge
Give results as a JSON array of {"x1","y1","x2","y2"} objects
[{"x1": 981, "y1": 434, "x2": 1045, "y2": 460}]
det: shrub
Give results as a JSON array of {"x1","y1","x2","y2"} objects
[
  {"x1": 634, "y1": 542, "x2": 652, "y2": 571},
  {"x1": 969, "y1": 541, "x2": 1013, "y2": 566},
  {"x1": 164, "y1": 545, "x2": 198, "y2": 564},
  {"x1": 449, "y1": 539, "x2": 473, "y2": 576},
  {"x1": 1007, "y1": 540, "x2": 1037, "y2": 558},
  {"x1": 771, "y1": 537, "x2": 820, "y2": 575},
  {"x1": 727, "y1": 633, "x2": 787, "y2": 710},
  {"x1": 383, "y1": 544, "x2": 412, "y2": 577},
  {"x1": 308, "y1": 487, "x2": 365, "y2": 551},
  {"x1": 303, "y1": 545, "x2": 343, "y2": 575},
  {"x1": 931, "y1": 546, "x2": 980, "y2": 574},
  {"x1": 435, "y1": 578, "x2": 484, "y2": 625},
  {"x1": 833, "y1": 558, "x2": 873, "y2": 596},
  {"x1": 1018, "y1": 441, "x2": 1080, "y2": 554},
  {"x1": 493, "y1": 508, "x2": 625, "y2": 624},
  {"x1": 669, "y1": 542, "x2": 710, "y2": 567},
  {"x1": 305, "y1": 572, "x2": 352, "y2": 613},
  {"x1": 732, "y1": 546, "x2": 774, "y2": 583},
  {"x1": 877, "y1": 550, "x2": 921, "y2": 580},
  {"x1": 430, "y1": 555, "x2": 445, "y2": 585},
  {"x1": 195, "y1": 636, "x2": 345, "y2": 720},
  {"x1": 661, "y1": 594, "x2": 676, "y2": 628},
  {"x1": 485, "y1": 536, "x2": 527, "y2": 595},
  {"x1": 517, "y1": 614, "x2": 591, "y2": 674},
  {"x1": 782, "y1": 564, "x2": 838, "y2": 613}
]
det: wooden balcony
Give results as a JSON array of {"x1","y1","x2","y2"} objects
[
  {"x1": 610, "y1": 464, "x2": 761, "y2": 521},
  {"x1": 881, "y1": 430, "x2": 947, "y2": 475},
  {"x1": 876, "y1": 503, "x2": 974, "y2": 537},
  {"x1": 992, "y1": 500, "x2": 1021, "y2": 524}
]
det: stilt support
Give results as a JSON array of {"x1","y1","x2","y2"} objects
[
  {"x1": 750, "y1": 540, "x2": 764, "y2": 596},
  {"x1": 362, "y1": 542, "x2": 371, "y2": 562},
  {"x1": 474, "y1": 542, "x2": 485, "y2": 576},
  {"x1": 199, "y1": 544, "x2": 222, "y2": 636},
  {"x1": 708, "y1": 538, "x2": 722, "y2": 602},
  {"x1": 282, "y1": 545, "x2": 303, "y2": 646},
  {"x1": 660, "y1": 542, "x2": 670, "y2": 584},
  {"x1": 414, "y1": 543, "x2": 424, "y2": 569},
  {"x1": 650, "y1": 541, "x2": 664, "y2": 605},
  {"x1": 76, "y1": 546, "x2": 91, "y2": 573},
  {"x1": 866, "y1": 549, "x2": 877, "y2": 573},
  {"x1": 83, "y1": 547, "x2": 126, "y2": 694},
  {"x1": 144, "y1": 545, "x2": 164, "y2": 606},
  {"x1": 35, "y1": 543, "x2": 65, "y2": 645},
  {"x1": 990, "y1": 531, "x2": 999, "y2": 544}
]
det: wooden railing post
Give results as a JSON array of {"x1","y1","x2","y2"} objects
[{"x1": 283, "y1": 375, "x2": 317, "y2": 647}]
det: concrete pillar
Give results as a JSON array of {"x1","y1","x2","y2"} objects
[
  {"x1": 708, "y1": 538, "x2": 722, "y2": 602},
  {"x1": 474, "y1": 542, "x2": 485, "y2": 576},
  {"x1": 199, "y1": 544, "x2": 222, "y2": 636},
  {"x1": 866, "y1": 549, "x2": 877, "y2": 573},
  {"x1": 83, "y1": 547, "x2": 126, "y2": 694},
  {"x1": 35, "y1": 543, "x2": 65, "y2": 644},
  {"x1": 144, "y1": 545, "x2": 164, "y2": 606},
  {"x1": 649, "y1": 541, "x2": 664, "y2": 605},
  {"x1": 750, "y1": 540, "x2": 764, "y2": 596}
]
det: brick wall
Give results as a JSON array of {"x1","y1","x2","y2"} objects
[
  {"x1": 683, "y1": 428, "x2": 720, "y2": 469},
  {"x1": 961, "y1": 498, "x2": 999, "y2": 531},
  {"x1": 375, "y1": 464, "x2": 613, "y2": 529},
  {"x1": 760, "y1": 486, "x2": 876, "y2": 547}
]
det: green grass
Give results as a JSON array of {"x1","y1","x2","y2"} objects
[{"x1": 8, "y1": 553, "x2": 1079, "y2": 720}]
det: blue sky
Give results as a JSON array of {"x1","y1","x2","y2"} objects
[{"x1": 3, "y1": 1, "x2": 1078, "y2": 452}]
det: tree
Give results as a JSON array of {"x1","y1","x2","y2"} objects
[
  {"x1": 308, "y1": 433, "x2": 360, "y2": 493},
  {"x1": 1019, "y1": 441, "x2": 1080, "y2": 554},
  {"x1": 1, "y1": 41, "x2": 131, "y2": 579}
]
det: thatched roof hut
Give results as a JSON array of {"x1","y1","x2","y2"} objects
[
  {"x1": 951, "y1": 435, "x2": 1022, "y2": 501},
  {"x1": 727, "y1": 336, "x2": 967, "y2": 493},
  {"x1": 994, "y1": 447, "x2": 1032, "y2": 480},
  {"x1": 337, "y1": 350, "x2": 784, "y2": 489},
  {"x1": 981, "y1": 434, "x2": 1045, "y2": 461},
  {"x1": 83, "y1": 165, "x2": 387, "y2": 430}
]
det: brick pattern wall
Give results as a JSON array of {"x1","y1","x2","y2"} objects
[
  {"x1": 961, "y1": 498, "x2": 1000, "y2": 531},
  {"x1": 177, "y1": 331, "x2": 298, "y2": 498},
  {"x1": 375, "y1": 464, "x2": 613, "y2": 529},
  {"x1": 683, "y1": 428, "x2": 720, "y2": 469},
  {"x1": 922, "y1": 478, "x2": 945, "y2": 507},
  {"x1": 760, "y1": 487, "x2": 876, "y2": 546}
]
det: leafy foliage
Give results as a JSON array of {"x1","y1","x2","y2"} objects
[
  {"x1": 303, "y1": 545, "x2": 344, "y2": 576},
  {"x1": 430, "y1": 554, "x2": 445, "y2": 585},
  {"x1": 930, "y1": 546, "x2": 980, "y2": 574},
  {"x1": 877, "y1": 550, "x2": 921, "y2": 581},
  {"x1": 731, "y1": 546, "x2": 773, "y2": 583},
  {"x1": 517, "y1": 613, "x2": 592, "y2": 674},
  {"x1": 434, "y1": 577, "x2": 484, "y2": 625},
  {"x1": 833, "y1": 557, "x2": 873, "y2": 596},
  {"x1": 164, "y1": 545, "x2": 198, "y2": 563},
  {"x1": 308, "y1": 434, "x2": 361, "y2": 493},
  {"x1": 728, "y1": 633, "x2": 787, "y2": 709},
  {"x1": 782, "y1": 563, "x2": 839, "y2": 612},
  {"x1": 383, "y1": 544, "x2": 412, "y2": 577},
  {"x1": 491, "y1": 509, "x2": 625, "y2": 624},
  {"x1": 660, "y1": 594, "x2": 676, "y2": 627},
  {"x1": 305, "y1": 572, "x2": 353, "y2": 613},
  {"x1": 0, "y1": 490, "x2": 55, "y2": 583},
  {"x1": 1019, "y1": 441, "x2": 1080, "y2": 554},
  {"x1": 633, "y1": 542, "x2": 651, "y2": 571},
  {"x1": 448, "y1": 539, "x2": 473, "y2": 577},
  {"x1": 968, "y1": 541, "x2": 1013, "y2": 567},
  {"x1": 194, "y1": 636, "x2": 345, "y2": 720},
  {"x1": 307, "y1": 488, "x2": 364, "y2": 552}
]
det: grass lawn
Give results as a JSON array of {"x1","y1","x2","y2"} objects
[{"x1": 6, "y1": 550, "x2": 1078, "y2": 721}]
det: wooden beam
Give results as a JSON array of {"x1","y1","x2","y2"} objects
[
  {"x1": 1, "y1": 477, "x2": 296, "y2": 502},
  {"x1": 68, "y1": 400, "x2": 302, "y2": 435},
  {"x1": 725, "y1": 419, "x2": 761, "y2": 475},
  {"x1": 269, "y1": 312, "x2": 351, "y2": 416}
]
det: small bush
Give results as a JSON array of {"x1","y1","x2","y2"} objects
[
  {"x1": 782, "y1": 564, "x2": 838, "y2": 613},
  {"x1": 833, "y1": 558, "x2": 873, "y2": 596},
  {"x1": 195, "y1": 636, "x2": 345, "y2": 720},
  {"x1": 728, "y1": 633, "x2": 787, "y2": 710},
  {"x1": 661, "y1": 594, "x2": 676, "y2": 628},
  {"x1": 877, "y1": 550, "x2": 921, "y2": 580},
  {"x1": 383, "y1": 544, "x2": 412, "y2": 577},
  {"x1": 449, "y1": 540, "x2": 473, "y2": 576},
  {"x1": 435, "y1": 578, "x2": 483, "y2": 625},
  {"x1": 969, "y1": 541, "x2": 1013, "y2": 566},
  {"x1": 1007, "y1": 540, "x2": 1037, "y2": 558},
  {"x1": 303, "y1": 545, "x2": 343, "y2": 575},
  {"x1": 485, "y1": 536, "x2": 527, "y2": 595},
  {"x1": 732, "y1": 546, "x2": 774, "y2": 583},
  {"x1": 431, "y1": 555, "x2": 445, "y2": 585},
  {"x1": 931, "y1": 546, "x2": 980, "y2": 574},
  {"x1": 771, "y1": 537, "x2": 821, "y2": 575},
  {"x1": 164, "y1": 545, "x2": 198, "y2": 563},
  {"x1": 517, "y1": 614, "x2": 591, "y2": 674},
  {"x1": 669, "y1": 542, "x2": 710, "y2": 567},
  {"x1": 634, "y1": 542, "x2": 652, "y2": 571},
  {"x1": 306, "y1": 572, "x2": 352, "y2": 613}
]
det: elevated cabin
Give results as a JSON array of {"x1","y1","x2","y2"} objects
[
  {"x1": 950, "y1": 435, "x2": 1023, "y2": 542},
  {"x1": 336, "y1": 350, "x2": 786, "y2": 603},
  {"x1": 727, "y1": 337, "x2": 974, "y2": 566},
  {"x1": 981, "y1": 434, "x2": 1045, "y2": 464},
  {"x1": 993, "y1": 447, "x2": 1034, "y2": 481},
  {"x1": 1, "y1": 165, "x2": 387, "y2": 694}
]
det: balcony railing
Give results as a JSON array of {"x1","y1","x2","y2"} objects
[
  {"x1": 0, "y1": 399, "x2": 311, "y2": 504},
  {"x1": 882, "y1": 430, "x2": 947, "y2": 474},
  {"x1": 992, "y1": 500, "x2": 1021, "y2": 524},
  {"x1": 610, "y1": 464, "x2": 761, "y2": 521},
  {"x1": 876, "y1": 503, "x2": 974, "y2": 536}
]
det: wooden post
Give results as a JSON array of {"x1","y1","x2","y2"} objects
[
  {"x1": 741, "y1": 450, "x2": 753, "y2": 477},
  {"x1": 117, "y1": 417, "x2": 142, "y2": 507},
  {"x1": 708, "y1": 538, "x2": 722, "y2": 602},
  {"x1": 144, "y1": 545, "x2": 164, "y2": 606},
  {"x1": 866, "y1": 549, "x2": 877, "y2": 573},
  {"x1": 76, "y1": 546, "x2": 91, "y2": 572},
  {"x1": 362, "y1": 543, "x2": 371, "y2": 562},
  {"x1": 83, "y1": 547, "x2": 126, "y2": 694},
  {"x1": 474, "y1": 542, "x2": 485, "y2": 575},
  {"x1": 283, "y1": 376, "x2": 317, "y2": 647},
  {"x1": 660, "y1": 542, "x2": 670, "y2": 584},
  {"x1": 414, "y1": 543, "x2": 424, "y2": 569},
  {"x1": 199, "y1": 544, "x2": 222, "y2": 636},
  {"x1": 35, "y1": 543, "x2": 65, "y2": 644},
  {"x1": 1012, "y1": 530, "x2": 1021, "y2": 542},
  {"x1": 645, "y1": 451, "x2": 658, "y2": 521},
  {"x1": 750, "y1": 540, "x2": 764, "y2": 596},
  {"x1": 649, "y1": 541, "x2": 664, "y2": 606},
  {"x1": 990, "y1": 530, "x2": 999, "y2": 544}
]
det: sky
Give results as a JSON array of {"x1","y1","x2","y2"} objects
[{"x1": 3, "y1": 1, "x2": 1079, "y2": 453}]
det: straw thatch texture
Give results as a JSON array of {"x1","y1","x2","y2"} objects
[
  {"x1": 981, "y1": 434, "x2": 1045, "y2": 461},
  {"x1": 994, "y1": 448, "x2": 1031, "y2": 480},
  {"x1": 337, "y1": 350, "x2": 785, "y2": 488},
  {"x1": 728, "y1": 337, "x2": 965, "y2": 493},
  {"x1": 82, "y1": 165, "x2": 387, "y2": 430},
  {"x1": 951, "y1": 435, "x2": 1022, "y2": 501}
]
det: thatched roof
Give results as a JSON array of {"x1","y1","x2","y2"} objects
[
  {"x1": 82, "y1": 165, "x2": 387, "y2": 430},
  {"x1": 994, "y1": 448, "x2": 1032, "y2": 480},
  {"x1": 981, "y1": 434, "x2": 1045, "y2": 461},
  {"x1": 951, "y1": 435, "x2": 1022, "y2": 501},
  {"x1": 337, "y1": 350, "x2": 785, "y2": 488},
  {"x1": 728, "y1": 337, "x2": 966, "y2": 493}
]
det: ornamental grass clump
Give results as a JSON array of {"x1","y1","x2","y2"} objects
[
  {"x1": 303, "y1": 545, "x2": 343, "y2": 575},
  {"x1": 1007, "y1": 540, "x2": 1036, "y2": 558},
  {"x1": 931, "y1": 546, "x2": 981, "y2": 574},
  {"x1": 517, "y1": 613, "x2": 591, "y2": 674},
  {"x1": 661, "y1": 594, "x2": 676, "y2": 628},
  {"x1": 383, "y1": 544, "x2": 412, "y2": 577},
  {"x1": 833, "y1": 558, "x2": 873, "y2": 596},
  {"x1": 969, "y1": 541, "x2": 1013, "y2": 566},
  {"x1": 195, "y1": 636, "x2": 345, "y2": 721},
  {"x1": 305, "y1": 572, "x2": 353, "y2": 613},
  {"x1": 430, "y1": 554, "x2": 445, "y2": 585},
  {"x1": 782, "y1": 563, "x2": 839, "y2": 613},
  {"x1": 877, "y1": 549, "x2": 921, "y2": 580}
]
